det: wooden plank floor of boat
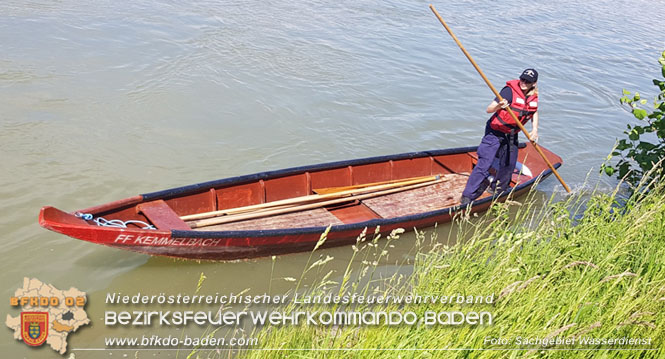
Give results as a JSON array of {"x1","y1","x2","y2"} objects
[
  {"x1": 196, "y1": 173, "x2": 471, "y2": 232},
  {"x1": 362, "y1": 173, "x2": 469, "y2": 218},
  {"x1": 196, "y1": 208, "x2": 344, "y2": 232}
]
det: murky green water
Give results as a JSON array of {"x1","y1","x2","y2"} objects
[{"x1": 1, "y1": 0, "x2": 664, "y2": 356}]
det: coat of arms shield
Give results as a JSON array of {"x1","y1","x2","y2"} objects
[{"x1": 20, "y1": 312, "x2": 48, "y2": 346}]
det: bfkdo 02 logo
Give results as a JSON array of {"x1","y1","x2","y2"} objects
[{"x1": 6, "y1": 278, "x2": 90, "y2": 355}]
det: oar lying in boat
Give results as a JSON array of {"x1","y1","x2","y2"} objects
[
  {"x1": 188, "y1": 176, "x2": 449, "y2": 229},
  {"x1": 181, "y1": 175, "x2": 440, "y2": 222},
  {"x1": 312, "y1": 175, "x2": 436, "y2": 195}
]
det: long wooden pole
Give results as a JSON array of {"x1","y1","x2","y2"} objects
[
  {"x1": 181, "y1": 175, "x2": 440, "y2": 221},
  {"x1": 313, "y1": 175, "x2": 434, "y2": 194},
  {"x1": 189, "y1": 177, "x2": 447, "y2": 229},
  {"x1": 429, "y1": 5, "x2": 571, "y2": 193}
]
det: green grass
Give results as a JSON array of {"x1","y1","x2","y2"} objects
[{"x1": 190, "y1": 177, "x2": 665, "y2": 359}]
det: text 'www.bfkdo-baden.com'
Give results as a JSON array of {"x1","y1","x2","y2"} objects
[{"x1": 104, "y1": 334, "x2": 259, "y2": 349}]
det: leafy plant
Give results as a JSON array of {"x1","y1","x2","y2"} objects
[{"x1": 602, "y1": 50, "x2": 665, "y2": 187}]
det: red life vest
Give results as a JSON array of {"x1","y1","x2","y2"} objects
[{"x1": 490, "y1": 79, "x2": 538, "y2": 134}]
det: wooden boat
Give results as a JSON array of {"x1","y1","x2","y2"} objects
[{"x1": 39, "y1": 142, "x2": 562, "y2": 260}]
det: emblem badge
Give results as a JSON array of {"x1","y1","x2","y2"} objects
[{"x1": 20, "y1": 312, "x2": 48, "y2": 346}]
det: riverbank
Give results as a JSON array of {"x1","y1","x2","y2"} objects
[{"x1": 234, "y1": 179, "x2": 664, "y2": 358}]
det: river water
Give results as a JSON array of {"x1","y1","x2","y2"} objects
[{"x1": 1, "y1": 0, "x2": 664, "y2": 356}]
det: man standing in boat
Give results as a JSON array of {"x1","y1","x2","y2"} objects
[{"x1": 460, "y1": 68, "x2": 539, "y2": 205}]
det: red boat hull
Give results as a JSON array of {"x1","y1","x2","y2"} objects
[{"x1": 39, "y1": 143, "x2": 560, "y2": 260}]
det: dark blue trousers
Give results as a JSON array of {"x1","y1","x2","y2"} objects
[{"x1": 462, "y1": 122, "x2": 518, "y2": 200}]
